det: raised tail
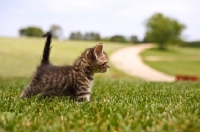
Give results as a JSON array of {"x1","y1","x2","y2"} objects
[{"x1": 41, "y1": 32, "x2": 52, "y2": 64}]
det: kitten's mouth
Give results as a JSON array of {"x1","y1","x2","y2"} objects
[
  {"x1": 103, "y1": 63, "x2": 109, "y2": 69},
  {"x1": 102, "y1": 66, "x2": 109, "y2": 73}
]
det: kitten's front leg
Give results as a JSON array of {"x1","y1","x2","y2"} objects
[
  {"x1": 76, "y1": 94, "x2": 90, "y2": 102},
  {"x1": 85, "y1": 94, "x2": 90, "y2": 102}
]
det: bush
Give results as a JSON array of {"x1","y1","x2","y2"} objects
[
  {"x1": 110, "y1": 35, "x2": 128, "y2": 43},
  {"x1": 19, "y1": 26, "x2": 44, "y2": 37}
]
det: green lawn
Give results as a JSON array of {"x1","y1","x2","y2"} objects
[
  {"x1": 140, "y1": 45, "x2": 200, "y2": 77},
  {"x1": 0, "y1": 37, "x2": 128, "y2": 78},
  {"x1": 0, "y1": 77, "x2": 200, "y2": 131},
  {"x1": 0, "y1": 38, "x2": 200, "y2": 131}
]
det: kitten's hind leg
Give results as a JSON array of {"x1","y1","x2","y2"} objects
[
  {"x1": 38, "y1": 89, "x2": 58, "y2": 98},
  {"x1": 20, "y1": 85, "x2": 41, "y2": 99},
  {"x1": 38, "y1": 92, "x2": 50, "y2": 99}
]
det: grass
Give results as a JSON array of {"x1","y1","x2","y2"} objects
[
  {"x1": 0, "y1": 37, "x2": 128, "y2": 78},
  {"x1": 140, "y1": 45, "x2": 200, "y2": 77},
  {"x1": 0, "y1": 38, "x2": 200, "y2": 131},
  {"x1": 0, "y1": 77, "x2": 200, "y2": 131}
]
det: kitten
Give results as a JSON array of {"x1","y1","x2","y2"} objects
[{"x1": 20, "y1": 32, "x2": 109, "y2": 101}]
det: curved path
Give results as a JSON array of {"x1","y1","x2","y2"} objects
[{"x1": 110, "y1": 44, "x2": 175, "y2": 82}]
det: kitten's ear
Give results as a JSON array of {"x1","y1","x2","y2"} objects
[{"x1": 94, "y1": 43, "x2": 103, "y2": 59}]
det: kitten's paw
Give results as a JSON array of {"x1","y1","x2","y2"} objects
[
  {"x1": 20, "y1": 91, "x2": 26, "y2": 99},
  {"x1": 76, "y1": 95, "x2": 90, "y2": 102}
]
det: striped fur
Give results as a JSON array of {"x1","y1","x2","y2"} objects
[{"x1": 20, "y1": 32, "x2": 109, "y2": 101}]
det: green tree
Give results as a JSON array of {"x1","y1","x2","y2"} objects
[
  {"x1": 19, "y1": 29, "x2": 26, "y2": 36},
  {"x1": 144, "y1": 13, "x2": 185, "y2": 50},
  {"x1": 93, "y1": 33, "x2": 101, "y2": 41},
  {"x1": 69, "y1": 32, "x2": 82, "y2": 40},
  {"x1": 19, "y1": 26, "x2": 44, "y2": 37},
  {"x1": 69, "y1": 32, "x2": 101, "y2": 41},
  {"x1": 69, "y1": 32, "x2": 76, "y2": 40},
  {"x1": 83, "y1": 32, "x2": 101, "y2": 41},
  {"x1": 130, "y1": 35, "x2": 138, "y2": 44},
  {"x1": 110, "y1": 35, "x2": 128, "y2": 43}
]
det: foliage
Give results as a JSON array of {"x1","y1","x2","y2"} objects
[
  {"x1": 110, "y1": 35, "x2": 128, "y2": 43},
  {"x1": 69, "y1": 32, "x2": 101, "y2": 41},
  {"x1": 144, "y1": 13, "x2": 185, "y2": 50},
  {"x1": 130, "y1": 35, "x2": 138, "y2": 44},
  {"x1": 50, "y1": 25, "x2": 62, "y2": 39},
  {"x1": 19, "y1": 26, "x2": 44, "y2": 37},
  {"x1": 69, "y1": 32, "x2": 82, "y2": 40},
  {"x1": 0, "y1": 77, "x2": 200, "y2": 131},
  {"x1": 83, "y1": 32, "x2": 101, "y2": 41}
]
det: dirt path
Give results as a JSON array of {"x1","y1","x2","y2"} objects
[{"x1": 110, "y1": 44, "x2": 175, "y2": 82}]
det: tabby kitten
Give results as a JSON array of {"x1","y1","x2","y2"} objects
[{"x1": 20, "y1": 32, "x2": 109, "y2": 101}]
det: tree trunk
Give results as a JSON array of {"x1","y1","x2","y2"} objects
[{"x1": 159, "y1": 43, "x2": 165, "y2": 50}]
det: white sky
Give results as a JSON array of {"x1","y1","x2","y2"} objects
[{"x1": 0, "y1": 0, "x2": 199, "y2": 41}]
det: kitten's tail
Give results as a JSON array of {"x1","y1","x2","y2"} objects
[{"x1": 41, "y1": 32, "x2": 52, "y2": 64}]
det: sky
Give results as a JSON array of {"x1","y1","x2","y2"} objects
[{"x1": 0, "y1": 0, "x2": 199, "y2": 41}]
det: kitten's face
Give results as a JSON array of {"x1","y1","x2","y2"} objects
[{"x1": 85, "y1": 44, "x2": 109, "y2": 73}]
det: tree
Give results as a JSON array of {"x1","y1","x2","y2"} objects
[
  {"x1": 74, "y1": 32, "x2": 82, "y2": 40},
  {"x1": 50, "y1": 25, "x2": 62, "y2": 39},
  {"x1": 69, "y1": 32, "x2": 101, "y2": 41},
  {"x1": 19, "y1": 29, "x2": 26, "y2": 36},
  {"x1": 144, "y1": 13, "x2": 185, "y2": 50},
  {"x1": 93, "y1": 33, "x2": 101, "y2": 41},
  {"x1": 130, "y1": 35, "x2": 138, "y2": 44},
  {"x1": 69, "y1": 32, "x2": 76, "y2": 40},
  {"x1": 19, "y1": 26, "x2": 44, "y2": 37},
  {"x1": 83, "y1": 32, "x2": 101, "y2": 41},
  {"x1": 69, "y1": 32, "x2": 82, "y2": 40},
  {"x1": 110, "y1": 35, "x2": 128, "y2": 43}
]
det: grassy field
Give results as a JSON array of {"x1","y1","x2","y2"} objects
[
  {"x1": 0, "y1": 38, "x2": 200, "y2": 131},
  {"x1": 1, "y1": 78, "x2": 200, "y2": 131},
  {"x1": 140, "y1": 45, "x2": 200, "y2": 77},
  {"x1": 0, "y1": 37, "x2": 128, "y2": 78}
]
